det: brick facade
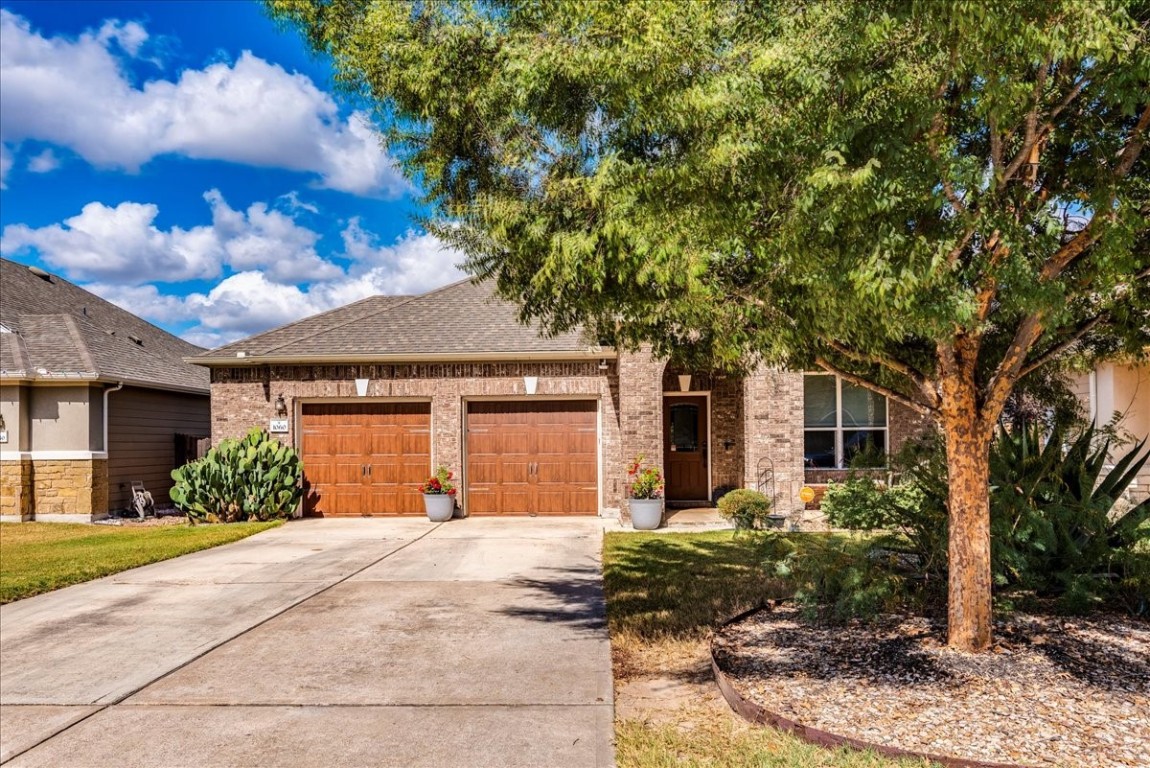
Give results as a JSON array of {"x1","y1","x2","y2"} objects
[
  {"x1": 211, "y1": 361, "x2": 625, "y2": 515},
  {"x1": 205, "y1": 353, "x2": 930, "y2": 524},
  {"x1": 742, "y1": 367, "x2": 807, "y2": 523}
]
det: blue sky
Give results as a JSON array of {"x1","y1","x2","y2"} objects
[{"x1": 0, "y1": 0, "x2": 466, "y2": 348}]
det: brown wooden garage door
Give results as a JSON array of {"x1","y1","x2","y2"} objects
[
  {"x1": 300, "y1": 402, "x2": 430, "y2": 516},
  {"x1": 466, "y1": 400, "x2": 598, "y2": 516}
]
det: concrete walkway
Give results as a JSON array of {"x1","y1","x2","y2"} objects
[{"x1": 0, "y1": 518, "x2": 615, "y2": 767}]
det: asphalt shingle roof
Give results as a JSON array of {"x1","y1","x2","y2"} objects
[
  {"x1": 0, "y1": 258, "x2": 209, "y2": 392},
  {"x1": 198, "y1": 279, "x2": 591, "y2": 362}
]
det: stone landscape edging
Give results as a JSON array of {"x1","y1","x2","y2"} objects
[{"x1": 709, "y1": 605, "x2": 1028, "y2": 768}]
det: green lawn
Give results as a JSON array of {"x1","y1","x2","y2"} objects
[
  {"x1": 0, "y1": 521, "x2": 281, "y2": 604},
  {"x1": 602, "y1": 531, "x2": 932, "y2": 768}
]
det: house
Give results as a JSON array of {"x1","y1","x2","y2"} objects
[
  {"x1": 1071, "y1": 360, "x2": 1150, "y2": 496},
  {"x1": 0, "y1": 259, "x2": 210, "y2": 521},
  {"x1": 193, "y1": 279, "x2": 930, "y2": 522}
]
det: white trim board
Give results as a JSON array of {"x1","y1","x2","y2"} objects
[{"x1": 0, "y1": 450, "x2": 108, "y2": 460}]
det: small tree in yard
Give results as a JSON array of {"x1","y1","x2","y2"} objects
[{"x1": 268, "y1": 0, "x2": 1149, "y2": 651}]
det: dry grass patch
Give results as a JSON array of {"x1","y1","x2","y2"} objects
[
  {"x1": 602, "y1": 531, "x2": 932, "y2": 768},
  {"x1": 0, "y1": 521, "x2": 281, "y2": 603}
]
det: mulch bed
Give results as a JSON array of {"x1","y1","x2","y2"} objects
[{"x1": 712, "y1": 605, "x2": 1149, "y2": 768}]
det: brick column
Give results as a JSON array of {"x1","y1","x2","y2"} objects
[
  {"x1": 617, "y1": 347, "x2": 666, "y2": 518},
  {"x1": 743, "y1": 367, "x2": 805, "y2": 520}
]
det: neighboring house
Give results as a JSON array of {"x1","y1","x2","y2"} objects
[
  {"x1": 1071, "y1": 360, "x2": 1150, "y2": 498},
  {"x1": 0, "y1": 259, "x2": 210, "y2": 521},
  {"x1": 194, "y1": 279, "x2": 930, "y2": 522}
]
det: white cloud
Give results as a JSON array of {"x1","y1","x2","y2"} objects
[
  {"x1": 173, "y1": 230, "x2": 467, "y2": 346},
  {"x1": 340, "y1": 222, "x2": 467, "y2": 295},
  {"x1": 0, "y1": 201, "x2": 223, "y2": 282},
  {"x1": 27, "y1": 148, "x2": 60, "y2": 173},
  {"x1": 0, "y1": 143, "x2": 10, "y2": 188},
  {"x1": 0, "y1": 10, "x2": 406, "y2": 196},
  {"x1": 0, "y1": 189, "x2": 348, "y2": 284},
  {"x1": 204, "y1": 190, "x2": 342, "y2": 283}
]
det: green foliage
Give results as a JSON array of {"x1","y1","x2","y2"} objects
[
  {"x1": 775, "y1": 536, "x2": 915, "y2": 623},
  {"x1": 834, "y1": 425, "x2": 1150, "y2": 614},
  {"x1": 716, "y1": 488, "x2": 774, "y2": 531},
  {"x1": 171, "y1": 428, "x2": 304, "y2": 523},
  {"x1": 0, "y1": 521, "x2": 280, "y2": 603},
  {"x1": 420, "y1": 465, "x2": 457, "y2": 495},
  {"x1": 627, "y1": 455, "x2": 665, "y2": 499}
]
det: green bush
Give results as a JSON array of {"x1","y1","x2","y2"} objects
[
  {"x1": 775, "y1": 535, "x2": 916, "y2": 622},
  {"x1": 716, "y1": 488, "x2": 774, "y2": 531},
  {"x1": 834, "y1": 424, "x2": 1150, "y2": 614},
  {"x1": 171, "y1": 428, "x2": 304, "y2": 523}
]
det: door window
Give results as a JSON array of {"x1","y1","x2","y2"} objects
[{"x1": 669, "y1": 403, "x2": 699, "y2": 452}]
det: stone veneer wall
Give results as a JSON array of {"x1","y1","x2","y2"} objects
[
  {"x1": 742, "y1": 368, "x2": 807, "y2": 524},
  {"x1": 16, "y1": 459, "x2": 109, "y2": 518},
  {"x1": 210, "y1": 362, "x2": 625, "y2": 515},
  {"x1": 0, "y1": 459, "x2": 32, "y2": 519}
]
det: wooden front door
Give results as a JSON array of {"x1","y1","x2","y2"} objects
[
  {"x1": 300, "y1": 402, "x2": 430, "y2": 516},
  {"x1": 466, "y1": 401, "x2": 598, "y2": 515},
  {"x1": 664, "y1": 395, "x2": 709, "y2": 501}
]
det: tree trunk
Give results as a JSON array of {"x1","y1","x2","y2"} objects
[{"x1": 940, "y1": 374, "x2": 994, "y2": 652}]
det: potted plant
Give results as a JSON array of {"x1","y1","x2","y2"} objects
[
  {"x1": 420, "y1": 466, "x2": 457, "y2": 522},
  {"x1": 626, "y1": 455, "x2": 664, "y2": 530}
]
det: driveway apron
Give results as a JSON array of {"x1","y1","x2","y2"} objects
[{"x1": 0, "y1": 518, "x2": 614, "y2": 767}]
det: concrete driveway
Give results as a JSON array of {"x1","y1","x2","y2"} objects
[{"x1": 0, "y1": 518, "x2": 614, "y2": 767}]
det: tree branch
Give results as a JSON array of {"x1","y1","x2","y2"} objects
[
  {"x1": 1115, "y1": 103, "x2": 1150, "y2": 178},
  {"x1": 1000, "y1": 57, "x2": 1052, "y2": 186},
  {"x1": 815, "y1": 355, "x2": 935, "y2": 415},
  {"x1": 1017, "y1": 311, "x2": 1110, "y2": 379},
  {"x1": 822, "y1": 338, "x2": 940, "y2": 408}
]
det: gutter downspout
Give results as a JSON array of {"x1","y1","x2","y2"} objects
[{"x1": 103, "y1": 382, "x2": 124, "y2": 453}]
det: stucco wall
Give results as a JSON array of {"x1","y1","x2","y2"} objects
[{"x1": 28, "y1": 385, "x2": 101, "y2": 452}]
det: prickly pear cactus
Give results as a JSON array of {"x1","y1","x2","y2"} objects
[{"x1": 171, "y1": 428, "x2": 303, "y2": 523}]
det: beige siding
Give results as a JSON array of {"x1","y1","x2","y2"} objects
[{"x1": 107, "y1": 386, "x2": 210, "y2": 510}]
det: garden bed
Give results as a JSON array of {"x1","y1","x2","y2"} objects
[{"x1": 712, "y1": 604, "x2": 1150, "y2": 768}]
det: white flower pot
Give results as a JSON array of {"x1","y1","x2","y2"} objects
[
  {"x1": 629, "y1": 498, "x2": 664, "y2": 530},
  {"x1": 423, "y1": 494, "x2": 454, "y2": 522}
]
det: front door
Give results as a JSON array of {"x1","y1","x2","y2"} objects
[{"x1": 663, "y1": 395, "x2": 709, "y2": 501}]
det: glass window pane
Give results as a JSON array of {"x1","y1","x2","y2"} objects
[
  {"x1": 804, "y1": 375, "x2": 837, "y2": 427},
  {"x1": 841, "y1": 382, "x2": 887, "y2": 427},
  {"x1": 669, "y1": 404, "x2": 699, "y2": 451},
  {"x1": 804, "y1": 431, "x2": 835, "y2": 468},
  {"x1": 843, "y1": 430, "x2": 886, "y2": 468}
]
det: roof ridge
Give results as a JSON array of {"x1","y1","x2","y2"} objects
[
  {"x1": 256, "y1": 293, "x2": 424, "y2": 356},
  {"x1": 209, "y1": 293, "x2": 384, "y2": 356}
]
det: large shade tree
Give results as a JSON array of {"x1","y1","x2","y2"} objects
[{"x1": 269, "y1": 0, "x2": 1150, "y2": 651}]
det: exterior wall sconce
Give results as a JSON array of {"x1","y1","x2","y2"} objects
[
  {"x1": 598, "y1": 359, "x2": 609, "y2": 371},
  {"x1": 678, "y1": 374, "x2": 692, "y2": 392},
  {"x1": 274, "y1": 394, "x2": 288, "y2": 418}
]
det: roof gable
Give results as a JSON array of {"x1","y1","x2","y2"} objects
[
  {"x1": 0, "y1": 258, "x2": 209, "y2": 392},
  {"x1": 196, "y1": 279, "x2": 594, "y2": 364}
]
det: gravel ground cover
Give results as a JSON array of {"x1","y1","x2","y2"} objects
[{"x1": 713, "y1": 605, "x2": 1149, "y2": 768}]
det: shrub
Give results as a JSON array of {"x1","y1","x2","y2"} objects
[
  {"x1": 716, "y1": 488, "x2": 774, "y2": 531},
  {"x1": 775, "y1": 536, "x2": 916, "y2": 622},
  {"x1": 889, "y1": 424, "x2": 1150, "y2": 613},
  {"x1": 171, "y1": 428, "x2": 303, "y2": 523}
]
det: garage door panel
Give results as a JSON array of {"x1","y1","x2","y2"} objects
[
  {"x1": 301, "y1": 402, "x2": 430, "y2": 517},
  {"x1": 465, "y1": 400, "x2": 598, "y2": 516}
]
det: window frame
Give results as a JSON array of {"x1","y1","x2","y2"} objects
[{"x1": 802, "y1": 373, "x2": 889, "y2": 469}]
